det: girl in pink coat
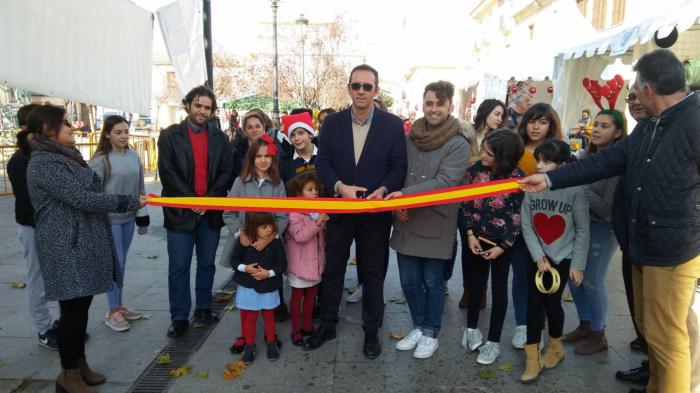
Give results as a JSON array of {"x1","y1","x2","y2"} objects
[{"x1": 284, "y1": 172, "x2": 328, "y2": 345}]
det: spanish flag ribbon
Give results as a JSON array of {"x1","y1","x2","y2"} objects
[{"x1": 147, "y1": 178, "x2": 523, "y2": 214}]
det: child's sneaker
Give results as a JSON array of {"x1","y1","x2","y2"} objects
[
  {"x1": 105, "y1": 311, "x2": 130, "y2": 332},
  {"x1": 346, "y1": 284, "x2": 363, "y2": 303},
  {"x1": 242, "y1": 344, "x2": 256, "y2": 365},
  {"x1": 512, "y1": 325, "x2": 527, "y2": 349},
  {"x1": 267, "y1": 341, "x2": 280, "y2": 361},
  {"x1": 230, "y1": 337, "x2": 246, "y2": 354},
  {"x1": 37, "y1": 327, "x2": 58, "y2": 350},
  {"x1": 477, "y1": 341, "x2": 501, "y2": 365},
  {"x1": 119, "y1": 306, "x2": 143, "y2": 321},
  {"x1": 462, "y1": 327, "x2": 483, "y2": 351},
  {"x1": 396, "y1": 328, "x2": 423, "y2": 351}
]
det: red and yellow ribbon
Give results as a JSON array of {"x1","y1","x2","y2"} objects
[{"x1": 147, "y1": 178, "x2": 523, "y2": 214}]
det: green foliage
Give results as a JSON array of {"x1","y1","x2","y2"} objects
[
  {"x1": 223, "y1": 95, "x2": 301, "y2": 113},
  {"x1": 377, "y1": 92, "x2": 394, "y2": 109}
]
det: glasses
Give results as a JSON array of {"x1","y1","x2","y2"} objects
[
  {"x1": 349, "y1": 82, "x2": 374, "y2": 92},
  {"x1": 625, "y1": 93, "x2": 637, "y2": 103}
]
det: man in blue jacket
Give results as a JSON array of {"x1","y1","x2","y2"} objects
[
  {"x1": 304, "y1": 64, "x2": 407, "y2": 359},
  {"x1": 519, "y1": 49, "x2": 700, "y2": 393}
]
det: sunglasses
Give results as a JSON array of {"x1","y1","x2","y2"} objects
[
  {"x1": 349, "y1": 82, "x2": 374, "y2": 92},
  {"x1": 625, "y1": 93, "x2": 637, "y2": 103}
]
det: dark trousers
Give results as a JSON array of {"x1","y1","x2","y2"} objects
[
  {"x1": 526, "y1": 259, "x2": 570, "y2": 344},
  {"x1": 57, "y1": 296, "x2": 93, "y2": 369},
  {"x1": 467, "y1": 247, "x2": 513, "y2": 342},
  {"x1": 319, "y1": 212, "x2": 392, "y2": 332},
  {"x1": 457, "y1": 213, "x2": 475, "y2": 288},
  {"x1": 621, "y1": 251, "x2": 645, "y2": 341}
]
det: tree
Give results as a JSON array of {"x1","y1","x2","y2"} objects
[
  {"x1": 377, "y1": 92, "x2": 394, "y2": 110},
  {"x1": 153, "y1": 72, "x2": 178, "y2": 131}
]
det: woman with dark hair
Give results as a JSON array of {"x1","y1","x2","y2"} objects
[
  {"x1": 564, "y1": 109, "x2": 627, "y2": 355},
  {"x1": 316, "y1": 108, "x2": 336, "y2": 143},
  {"x1": 25, "y1": 105, "x2": 146, "y2": 393},
  {"x1": 88, "y1": 115, "x2": 149, "y2": 332},
  {"x1": 470, "y1": 99, "x2": 507, "y2": 157},
  {"x1": 231, "y1": 111, "x2": 268, "y2": 181}
]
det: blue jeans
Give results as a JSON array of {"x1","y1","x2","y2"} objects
[
  {"x1": 510, "y1": 236, "x2": 529, "y2": 326},
  {"x1": 167, "y1": 216, "x2": 221, "y2": 321},
  {"x1": 569, "y1": 221, "x2": 618, "y2": 331},
  {"x1": 397, "y1": 253, "x2": 447, "y2": 337},
  {"x1": 107, "y1": 221, "x2": 136, "y2": 310}
]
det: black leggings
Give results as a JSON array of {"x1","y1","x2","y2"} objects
[
  {"x1": 58, "y1": 296, "x2": 93, "y2": 369},
  {"x1": 526, "y1": 259, "x2": 570, "y2": 344},
  {"x1": 467, "y1": 247, "x2": 513, "y2": 342}
]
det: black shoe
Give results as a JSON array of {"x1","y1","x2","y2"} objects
[
  {"x1": 267, "y1": 340, "x2": 281, "y2": 361},
  {"x1": 230, "y1": 337, "x2": 246, "y2": 354},
  {"x1": 38, "y1": 327, "x2": 58, "y2": 350},
  {"x1": 301, "y1": 329, "x2": 314, "y2": 337},
  {"x1": 363, "y1": 331, "x2": 381, "y2": 360},
  {"x1": 630, "y1": 337, "x2": 648, "y2": 353},
  {"x1": 616, "y1": 364, "x2": 649, "y2": 384},
  {"x1": 167, "y1": 320, "x2": 188, "y2": 338},
  {"x1": 303, "y1": 326, "x2": 336, "y2": 351},
  {"x1": 242, "y1": 344, "x2": 256, "y2": 365},
  {"x1": 275, "y1": 303, "x2": 289, "y2": 323},
  {"x1": 629, "y1": 387, "x2": 646, "y2": 393},
  {"x1": 193, "y1": 309, "x2": 220, "y2": 324}
]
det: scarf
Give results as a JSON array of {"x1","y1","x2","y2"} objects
[
  {"x1": 409, "y1": 115, "x2": 462, "y2": 151},
  {"x1": 30, "y1": 133, "x2": 88, "y2": 168}
]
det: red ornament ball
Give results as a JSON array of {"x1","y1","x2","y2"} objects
[
  {"x1": 470, "y1": 97, "x2": 476, "y2": 104},
  {"x1": 547, "y1": 86, "x2": 553, "y2": 93},
  {"x1": 511, "y1": 86, "x2": 519, "y2": 93},
  {"x1": 529, "y1": 87, "x2": 537, "y2": 94}
]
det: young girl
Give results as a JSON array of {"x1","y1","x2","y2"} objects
[
  {"x1": 224, "y1": 136, "x2": 289, "y2": 353},
  {"x1": 88, "y1": 115, "x2": 149, "y2": 332},
  {"x1": 284, "y1": 172, "x2": 328, "y2": 345},
  {"x1": 231, "y1": 212, "x2": 287, "y2": 364},
  {"x1": 564, "y1": 110, "x2": 627, "y2": 355},
  {"x1": 461, "y1": 129, "x2": 525, "y2": 365},
  {"x1": 519, "y1": 139, "x2": 589, "y2": 383}
]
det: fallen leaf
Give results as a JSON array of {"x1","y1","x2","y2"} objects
[
  {"x1": 0, "y1": 360, "x2": 4, "y2": 367},
  {"x1": 169, "y1": 365, "x2": 191, "y2": 377},
  {"x1": 214, "y1": 292, "x2": 233, "y2": 303},
  {"x1": 147, "y1": 255, "x2": 158, "y2": 259},
  {"x1": 220, "y1": 288, "x2": 235, "y2": 295},
  {"x1": 156, "y1": 353, "x2": 171, "y2": 365},
  {"x1": 224, "y1": 305, "x2": 237, "y2": 312},
  {"x1": 11, "y1": 282, "x2": 26, "y2": 289},
  {"x1": 194, "y1": 371, "x2": 209, "y2": 380},
  {"x1": 345, "y1": 285, "x2": 357, "y2": 294},
  {"x1": 498, "y1": 363, "x2": 513, "y2": 372},
  {"x1": 223, "y1": 361, "x2": 246, "y2": 380},
  {"x1": 141, "y1": 314, "x2": 152, "y2": 320},
  {"x1": 390, "y1": 296, "x2": 406, "y2": 304},
  {"x1": 563, "y1": 292, "x2": 573, "y2": 302},
  {"x1": 476, "y1": 370, "x2": 496, "y2": 379},
  {"x1": 348, "y1": 256, "x2": 357, "y2": 265},
  {"x1": 388, "y1": 331, "x2": 405, "y2": 340},
  {"x1": 191, "y1": 322, "x2": 205, "y2": 328}
]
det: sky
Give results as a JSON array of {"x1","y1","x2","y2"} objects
[{"x1": 131, "y1": 0, "x2": 479, "y2": 83}]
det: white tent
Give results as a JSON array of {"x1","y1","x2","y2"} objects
[
  {"x1": 551, "y1": 0, "x2": 700, "y2": 134},
  {"x1": 0, "y1": 0, "x2": 153, "y2": 114}
]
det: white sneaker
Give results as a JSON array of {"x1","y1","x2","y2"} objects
[
  {"x1": 511, "y1": 325, "x2": 527, "y2": 349},
  {"x1": 461, "y1": 327, "x2": 483, "y2": 351},
  {"x1": 396, "y1": 328, "x2": 423, "y2": 351},
  {"x1": 477, "y1": 341, "x2": 501, "y2": 365},
  {"x1": 346, "y1": 284, "x2": 363, "y2": 303},
  {"x1": 413, "y1": 336, "x2": 439, "y2": 359}
]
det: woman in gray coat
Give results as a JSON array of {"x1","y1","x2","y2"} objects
[
  {"x1": 25, "y1": 105, "x2": 145, "y2": 393},
  {"x1": 386, "y1": 81, "x2": 470, "y2": 359}
]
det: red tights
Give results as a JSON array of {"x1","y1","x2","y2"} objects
[
  {"x1": 239, "y1": 309, "x2": 276, "y2": 344},
  {"x1": 289, "y1": 285, "x2": 319, "y2": 335}
]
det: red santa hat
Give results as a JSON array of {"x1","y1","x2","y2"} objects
[{"x1": 281, "y1": 112, "x2": 316, "y2": 136}]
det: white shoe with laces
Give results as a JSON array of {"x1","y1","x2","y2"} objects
[
  {"x1": 105, "y1": 311, "x2": 130, "y2": 332},
  {"x1": 462, "y1": 327, "x2": 483, "y2": 351},
  {"x1": 477, "y1": 341, "x2": 501, "y2": 365},
  {"x1": 512, "y1": 325, "x2": 527, "y2": 349},
  {"x1": 413, "y1": 336, "x2": 439, "y2": 359},
  {"x1": 346, "y1": 284, "x2": 363, "y2": 303},
  {"x1": 396, "y1": 328, "x2": 423, "y2": 351}
]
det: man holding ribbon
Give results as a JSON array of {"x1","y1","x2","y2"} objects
[
  {"x1": 304, "y1": 64, "x2": 407, "y2": 359},
  {"x1": 157, "y1": 85, "x2": 234, "y2": 338},
  {"x1": 519, "y1": 49, "x2": 700, "y2": 393}
]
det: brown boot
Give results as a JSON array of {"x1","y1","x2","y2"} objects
[
  {"x1": 479, "y1": 288, "x2": 487, "y2": 310},
  {"x1": 78, "y1": 357, "x2": 105, "y2": 386},
  {"x1": 575, "y1": 329, "x2": 608, "y2": 355},
  {"x1": 541, "y1": 336, "x2": 565, "y2": 369},
  {"x1": 563, "y1": 320, "x2": 590, "y2": 343},
  {"x1": 520, "y1": 343, "x2": 543, "y2": 383},
  {"x1": 56, "y1": 368, "x2": 96, "y2": 393},
  {"x1": 459, "y1": 288, "x2": 469, "y2": 308}
]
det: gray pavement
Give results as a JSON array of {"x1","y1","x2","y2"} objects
[{"x1": 0, "y1": 181, "x2": 647, "y2": 392}]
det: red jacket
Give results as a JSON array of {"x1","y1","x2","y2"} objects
[{"x1": 284, "y1": 212, "x2": 325, "y2": 281}]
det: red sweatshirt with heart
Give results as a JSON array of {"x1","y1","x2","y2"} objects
[{"x1": 521, "y1": 187, "x2": 590, "y2": 271}]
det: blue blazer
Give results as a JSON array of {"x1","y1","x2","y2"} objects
[{"x1": 316, "y1": 107, "x2": 407, "y2": 196}]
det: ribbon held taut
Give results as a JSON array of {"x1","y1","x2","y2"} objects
[{"x1": 147, "y1": 178, "x2": 523, "y2": 214}]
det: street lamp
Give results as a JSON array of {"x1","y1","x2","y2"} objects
[
  {"x1": 271, "y1": 1, "x2": 280, "y2": 128},
  {"x1": 295, "y1": 14, "x2": 309, "y2": 107}
]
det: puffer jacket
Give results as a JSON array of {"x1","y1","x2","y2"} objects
[
  {"x1": 284, "y1": 212, "x2": 326, "y2": 281},
  {"x1": 548, "y1": 92, "x2": 700, "y2": 266}
]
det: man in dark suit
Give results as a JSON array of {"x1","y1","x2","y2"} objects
[
  {"x1": 304, "y1": 64, "x2": 407, "y2": 358},
  {"x1": 157, "y1": 85, "x2": 234, "y2": 338}
]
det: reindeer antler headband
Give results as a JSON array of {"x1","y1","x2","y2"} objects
[{"x1": 582, "y1": 74, "x2": 625, "y2": 110}]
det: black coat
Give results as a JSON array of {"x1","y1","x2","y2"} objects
[
  {"x1": 548, "y1": 93, "x2": 700, "y2": 266},
  {"x1": 231, "y1": 238, "x2": 287, "y2": 293},
  {"x1": 7, "y1": 151, "x2": 34, "y2": 226},
  {"x1": 157, "y1": 120, "x2": 234, "y2": 232}
]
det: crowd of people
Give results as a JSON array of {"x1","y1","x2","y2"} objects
[{"x1": 6, "y1": 49, "x2": 700, "y2": 393}]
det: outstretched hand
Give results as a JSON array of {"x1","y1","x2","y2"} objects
[{"x1": 518, "y1": 174, "x2": 549, "y2": 193}]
